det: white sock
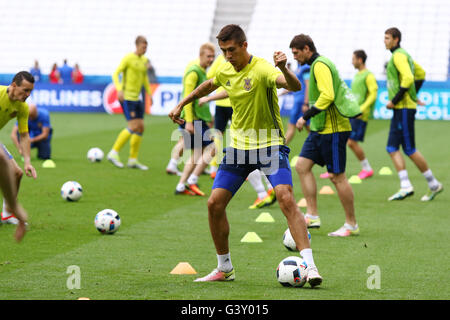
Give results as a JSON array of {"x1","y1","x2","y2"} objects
[
  {"x1": 360, "y1": 159, "x2": 372, "y2": 172},
  {"x1": 217, "y1": 253, "x2": 233, "y2": 272},
  {"x1": 422, "y1": 169, "x2": 439, "y2": 190},
  {"x1": 176, "y1": 183, "x2": 185, "y2": 192},
  {"x1": 210, "y1": 165, "x2": 218, "y2": 173},
  {"x1": 299, "y1": 248, "x2": 316, "y2": 268},
  {"x1": 305, "y1": 213, "x2": 319, "y2": 220},
  {"x1": 108, "y1": 149, "x2": 118, "y2": 156},
  {"x1": 261, "y1": 172, "x2": 273, "y2": 189},
  {"x1": 187, "y1": 174, "x2": 198, "y2": 185},
  {"x1": 398, "y1": 170, "x2": 412, "y2": 189},
  {"x1": 247, "y1": 170, "x2": 267, "y2": 198},
  {"x1": 344, "y1": 222, "x2": 358, "y2": 231},
  {"x1": 2, "y1": 200, "x2": 12, "y2": 218},
  {"x1": 167, "y1": 158, "x2": 178, "y2": 170}
]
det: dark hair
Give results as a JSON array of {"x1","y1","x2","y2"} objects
[
  {"x1": 289, "y1": 34, "x2": 317, "y2": 53},
  {"x1": 353, "y1": 50, "x2": 367, "y2": 63},
  {"x1": 12, "y1": 71, "x2": 35, "y2": 85},
  {"x1": 216, "y1": 24, "x2": 247, "y2": 45},
  {"x1": 385, "y1": 27, "x2": 402, "y2": 43}
]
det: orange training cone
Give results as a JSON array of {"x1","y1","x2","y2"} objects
[
  {"x1": 297, "y1": 198, "x2": 307, "y2": 207},
  {"x1": 170, "y1": 262, "x2": 197, "y2": 275},
  {"x1": 319, "y1": 185, "x2": 335, "y2": 195}
]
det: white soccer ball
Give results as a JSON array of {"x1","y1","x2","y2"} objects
[
  {"x1": 95, "y1": 209, "x2": 121, "y2": 234},
  {"x1": 276, "y1": 256, "x2": 308, "y2": 287},
  {"x1": 87, "y1": 147, "x2": 104, "y2": 162},
  {"x1": 283, "y1": 228, "x2": 311, "y2": 251},
  {"x1": 61, "y1": 181, "x2": 83, "y2": 201}
]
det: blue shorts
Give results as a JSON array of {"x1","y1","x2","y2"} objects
[
  {"x1": 300, "y1": 131, "x2": 350, "y2": 174},
  {"x1": 212, "y1": 145, "x2": 292, "y2": 196},
  {"x1": 1, "y1": 144, "x2": 13, "y2": 159},
  {"x1": 289, "y1": 100, "x2": 307, "y2": 125},
  {"x1": 349, "y1": 118, "x2": 367, "y2": 142},
  {"x1": 122, "y1": 100, "x2": 144, "y2": 120},
  {"x1": 214, "y1": 105, "x2": 233, "y2": 133},
  {"x1": 179, "y1": 120, "x2": 214, "y2": 149},
  {"x1": 18, "y1": 129, "x2": 53, "y2": 160},
  {"x1": 387, "y1": 109, "x2": 416, "y2": 156}
]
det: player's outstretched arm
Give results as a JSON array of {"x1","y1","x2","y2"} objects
[
  {"x1": 198, "y1": 90, "x2": 229, "y2": 106},
  {"x1": 18, "y1": 132, "x2": 37, "y2": 179},
  {"x1": 10, "y1": 125, "x2": 22, "y2": 155},
  {"x1": 274, "y1": 51, "x2": 301, "y2": 92},
  {"x1": 168, "y1": 79, "x2": 218, "y2": 124}
]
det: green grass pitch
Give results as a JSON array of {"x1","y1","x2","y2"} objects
[{"x1": 0, "y1": 113, "x2": 448, "y2": 300}]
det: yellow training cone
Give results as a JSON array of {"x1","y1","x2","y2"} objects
[
  {"x1": 255, "y1": 212, "x2": 275, "y2": 223},
  {"x1": 297, "y1": 198, "x2": 307, "y2": 207},
  {"x1": 170, "y1": 262, "x2": 197, "y2": 275},
  {"x1": 42, "y1": 159, "x2": 56, "y2": 168},
  {"x1": 240, "y1": 232, "x2": 263, "y2": 243},
  {"x1": 319, "y1": 185, "x2": 334, "y2": 195},
  {"x1": 379, "y1": 167, "x2": 393, "y2": 175},
  {"x1": 290, "y1": 156, "x2": 299, "y2": 167},
  {"x1": 348, "y1": 175, "x2": 362, "y2": 184}
]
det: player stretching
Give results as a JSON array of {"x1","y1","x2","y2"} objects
[
  {"x1": 107, "y1": 35, "x2": 152, "y2": 170},
  {"x1": 169, "y1": 25, "x2": 322, "y2": 287},
  {"x1": 384, "y1": 27, "x2": 443, "y2": 201},
  {"x1": 292, "y1": 34, "x2": 360, "y2": 237},
  {"x1": 347, "y1": 50, "x2": 378, "y2": 179},
  {"x1": 0, "y1": 71, "x2": 37, "y2": 240}
]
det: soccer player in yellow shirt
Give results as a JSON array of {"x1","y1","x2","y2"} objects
[
  {"x1": 292, "y1": 34, "x2": 359, "y2": 237},
  {"x1": 169, "y1": 25, "x2": 322, "y2": 287},
  {"x1": 384, "y1": 27, "x2": 442, "y2": 201},
  {"x1": 0, "y1": 71, "x2": 37, "y2": 240},
  {"x1": 107, "y1": 35, "x2": 152, "y2": 170},
  {"x1": 200, "y1": 55, "x2": 277, "y2": 209},
  {"x1": 347, "y1": 50, "x2": 378, "y2": 179}
]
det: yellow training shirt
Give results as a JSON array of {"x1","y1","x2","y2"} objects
[
  {"x1": 413, "y1": 60, "x2": 426, "y2": 81},
  {"x1": 0, "y1": 86, "x2": 29, "y2": 133},
  {"x1": 213, "y1": 56, "x2": 284, "y2": 150},
  {"x1": 360, "y1": 72, "x2": 378, "y2": 122},
  {"x1": 207, "y1": 55, "x2": 232, "y2": 107},
  {"x1": 112, "y1": 52, "x2": 151, "y2": 101},
  {"x1": 392, "y1": 51, "x2": 416, "y2": 109},
  {"x1": 313, "y1": 62, "x2": 351, "y2": 134},
  {"x1": 182, "y1": 62, "x2": 206, "y2": 122}
]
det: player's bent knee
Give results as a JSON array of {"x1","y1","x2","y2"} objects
[
  {"x1": 329, "y1": 172, "x2": 345, "y2": 184},
  {"x1": 207, "y1": 196, "x2": 226, "y2": 215},
  {"x1": 276, "y1": 188, "x2": 295, "y2": 209}
]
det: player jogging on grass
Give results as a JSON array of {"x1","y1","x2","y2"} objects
[
  {"x1": 107, "y1": 35, "x2": 152, "y2": 170},
  {"x1": 384, "y1": 27, "x2": 443, "y2": 201},
  {"x1": 169, "y1": 25, "x2": 322, "y2": 287},
  {"x1": 0, "y1": 71, "x2": 37, "y2": 239}
]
